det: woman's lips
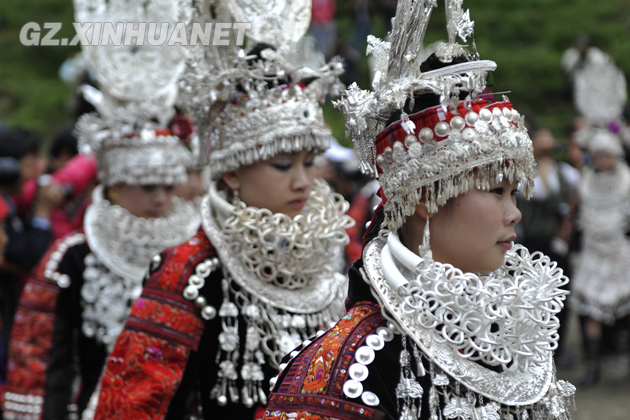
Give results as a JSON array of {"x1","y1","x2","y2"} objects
[
  {"x1": 497, "y1": 235, "x2": 516, "y2": 251},
  {"x1": 288, "y1": 199, "x2": 307, "y2": 210}
]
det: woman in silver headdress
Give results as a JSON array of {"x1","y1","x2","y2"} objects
[
  {"x1": 567, "y1": 45, "x2": 630, "y2": 386},
  {"x1": 92, "y1": 2, "x2": 353, "y2": 419},
  {"x1": 570, "y1": 128, "x2": 630, "y2": 385},
  {"x1": 264, "y1": 1, "x2": 575, "y2": 419},
  {"x1": 2, "y1": 1, "x2": 200, "y2": 418}
]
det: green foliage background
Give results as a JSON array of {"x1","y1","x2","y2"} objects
[{"x1": 1, "y1": 0, "x2": 629, "y2": 146}]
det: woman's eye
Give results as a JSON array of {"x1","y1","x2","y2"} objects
[
  {"x1": 142, "y1": 185, "x2": 157, "y2": 193},
  {"x1": 511, "y1": 188, "x2": 519, "y2": 197},
  {"x1": 165, "y1": 185, "x2": 175, "y2": 192},
  {"x1": 490, "y1": 188, "x2": 504, "y2": 195},
  {"x1": 271, "y1": 161, "x2": 291, "y2": 171},
  {"x1": 304, "y1": 158, "x2": 315, "y2": 167}
]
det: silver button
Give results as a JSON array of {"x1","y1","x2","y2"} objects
[
  {"x1": 189, "y1": 275, "x2": 204, "y2": 287},
  {"x1": 342, "y1": 379, "x2": 363, "y2": 399},
  {"x1": 194, "y1": 296, "x2": 207, "y2": 308},
  {"x1": 355, "y1": 346, "x2": 375, "y2": 365},
  {"x1": 201, "y1": 305, "x2": 217, "y2": 320},
  {"x1": 365, "y1": 334, "x2": 385, "y2": 351},
  {"x1": 377, "y1": 326, "x2": 394, "y2": 342},
  {"x1": 183, "y1": 285, "x2": 199, "y2": 300},
  {"x1": 349, "y1": 363, "x2": 369, "y2": 381},
  {"x1": 361, "y1": 391, "x2": 380, "y2": 407}
]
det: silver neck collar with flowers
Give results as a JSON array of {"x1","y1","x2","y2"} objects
[
  {"x1": 362, "y1": 229, "x2": 570, "y2": 407},
  {"x1": 84, "y1": 184, "x2": 201, "y2": 280},
  {"x1": 201, "y1": 179, "x2": 353, "y2": 313},
  {"x1": 195, "y1": 179, "x2": 352, "y2": 408}
]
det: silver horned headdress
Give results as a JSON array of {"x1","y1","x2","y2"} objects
[
  {"x1": 181, "y1": 0, "x2": 344, "y2": 180},
  {"x1": 335, "y1": 0, "x2": 536, "y2": 231},
  {"x1": 74, "y1": 0, "x2": 193, "y2": 186},
  {"x1": 572, "y1": 47, "x2": 629, "y2": 155}
]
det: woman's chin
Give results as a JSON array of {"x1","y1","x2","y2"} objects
[
  {"x1": 461, "y1": 259, "x2": 504, "y2": 275},
  {"x1": 286, "y1": 212, "x2": 300, "y2": 219},
  {"x1": 279, "y1": 208, "x2": 302, "y2": 218}
]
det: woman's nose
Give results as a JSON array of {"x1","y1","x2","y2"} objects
[
  {"x1": 506, "y1": 198, "x2": 522, "y2": 226},
  {"x1": 292, "y1": 164, "x2": 312, "y2": 191},
  {"x1": 153, "y1": 187, "x2": 171, "y2": 206}
]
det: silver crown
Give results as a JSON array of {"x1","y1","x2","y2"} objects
[
  {"x1": 74, "y1": 0, "x2": 192, "y2": 186},
  {"x1": 580, "y1": 128, "x2": 624, "y2": 156},
  {"x1": 573, "y1": 47, "x2": 627, "y2": 126},
  {"x1": 181, "y1": 0, "x2": 344, "y2": 179},
  {"x1": 572, "y1": 47, "x2": 630, "y2": 154},
  {"x1": 335, "y1": 0, "x2": 536, "y2": 230}
]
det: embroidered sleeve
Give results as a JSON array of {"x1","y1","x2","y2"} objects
[
  {"x1": 93, "y1": 329, "x2": 191, "y2": 419},
  {"x1": 2, "y1": 233, "x2": 85, "y2": 419},
  {"x1": 94, "y1": 232, "x2": 213, "y2": 419}
]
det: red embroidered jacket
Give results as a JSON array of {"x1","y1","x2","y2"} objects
[
  {"x1": 93, "y1": 228, "x2": 210, "y2": 418},
  {"x1": 94, "y1": 228, "x2": 268, "y2": 419},
  {"x1": 264, "y1": 301, "x2": 389, "y2": 420},
  {"x1": 3, "y1": 231, "x2": 89, "y2": 418},
  {"x1": 263, "y1": 262, "x2": 413, "y2": 420},
  {"x1": 3, "y1": 228, "x2": 213, "y2": 419}
]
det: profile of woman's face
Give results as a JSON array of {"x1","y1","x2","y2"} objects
[
  {"x1": 108, "y1": 184, "x2": 175, "y2": 218},
  {"x1": 222, "y1": 150, "x2": 317, "y2": 217},
  {"x1": 426, "y1": 179, "x2": 522, "y2": 273}
]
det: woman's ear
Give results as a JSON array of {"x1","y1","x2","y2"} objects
[
  {"x1": 107, "y1": 185, "x2": 120, "y2": 204},
  {"x1": 415, "y1": 201, "x2": 432, "y2": 219},
  {"x1": 221, "y1": 171, "x2": 240, "y2": 191}
]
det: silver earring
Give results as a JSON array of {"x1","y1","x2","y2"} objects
[{"x1": 418, "y1": 217, "x2": 432, "y2": 260}]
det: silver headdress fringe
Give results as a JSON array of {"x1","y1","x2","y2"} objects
[
  {"x1": 335, "y1": 0, "x2": 536, "y2": 230},
  {"x1": 181, "y1": 0, "x2": 344, "y2": 179},
  {"x1": 378, "y1": 101, "x2": 536, "y2": 231},
  {"x1": 74, "y1": 0, "x2": 192, "y2": 186}
]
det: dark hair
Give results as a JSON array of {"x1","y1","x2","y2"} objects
[
  {"x1": 520, "y1": 113, "x2": 538, "y2": 134},
  {"x1": 362, "y1": 204, "x2": 384, "y2": 249},
  {"x1": 237, "y1": 43, "x2": 290, "y2": 91},
  {"x1": 246, "y1": 43, "x2": 277, "y2": 64},
  {"x1": 386, "y1": 53, "x2": 472, "y2": 126},
  {"x1": 74, "y1": 73, "x2": 98, "y2": 118},
  {"x1": 49, "y1": 120, "x2": 79, "y2": 159},
  {"x1": 237, "y1": 43, "x2": 316, "y2": 93},
  {"x1": 0, "y1": 127, "x2": 42, "y2": 160}
]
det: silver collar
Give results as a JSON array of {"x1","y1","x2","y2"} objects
[
  {"x1": 201, "y1": 180, "x2": 352, "y2": 313},
  {"x1": 84, "y1": 184, "x2": 200, "y2": 280},
  {"x1": 363, "y1": 231, "x2": 568, "y2": 406}
]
